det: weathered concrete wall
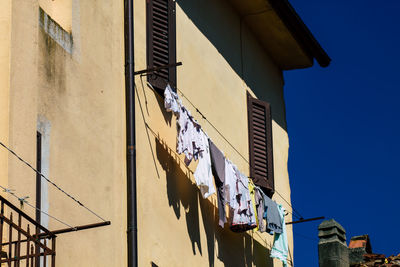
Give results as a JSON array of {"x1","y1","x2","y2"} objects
[{"x1": 134, "y1": 0, "x2": 293, "y2": 266}]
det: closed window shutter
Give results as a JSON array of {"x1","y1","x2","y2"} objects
[
  {"x1": 247, "y1": 93, "x2": 274, "y2": 197},
  {"x1": 147, "y1": 0, "x2": 176, "y2": 91}
]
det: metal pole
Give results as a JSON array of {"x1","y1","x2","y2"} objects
[
  {"x1": 286, "y1": 216, "x2": 325, "y2": 225},
  {"x1": 124, "y1": 0, "x2": 137, "y2": 266}
]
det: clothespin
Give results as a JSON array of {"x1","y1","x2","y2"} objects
[
  {"x1": 284, "y1": 211, "x2": 289, "y2": 217},
  {"x1": 18, "y1": 196, "x2": 29, "y2": 209},
  {"x1": 3, "y1": 188, "x2": 14, "y2": 194}
]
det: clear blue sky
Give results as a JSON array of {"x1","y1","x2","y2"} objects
[{"x1": 284, "y1": 0, "x2": 400, "y2": 265}]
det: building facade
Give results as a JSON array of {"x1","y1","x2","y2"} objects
[{"x1": 0, "y1": 0, "x2": 329, "y2": 266}]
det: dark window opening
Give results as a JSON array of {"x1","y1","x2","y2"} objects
[{"x1": 36, "y1": 131, "x2": 42, "y2": 224}]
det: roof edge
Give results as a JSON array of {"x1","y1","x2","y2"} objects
[{"x1": 268, "y1": 0, "x2": 331, "y2": 67}]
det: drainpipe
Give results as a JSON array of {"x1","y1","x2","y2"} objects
[{"x1": 124, "y1": 0, "x2": 137, "y2": 266}]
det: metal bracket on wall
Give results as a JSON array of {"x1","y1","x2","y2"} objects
[
  {"x1": 286, "y1": 216, "x2": 325, "y2": 225},
  {"x1": 39, "y1": 221, "x2": 111, "y2": 238},
  {"x1": 133, "y1": 62, "x2": 182, "y2": 76}
]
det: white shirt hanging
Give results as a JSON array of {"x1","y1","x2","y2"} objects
[
  {"x1": 164, "y1": 84, "x2": 181, "y2": 115},
  {"x1": 194, "y1": 131, "x2": 216, "y2": 199}
]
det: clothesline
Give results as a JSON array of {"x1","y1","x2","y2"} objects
[
  {"x1": 175, "y1": 86, "x2": 305, "y2": 219},
  {"x1": 145, "y1": 119, "x2": 322, "y2": 233},
  {"x1": 145, "y1": 123, "x2": 223, "y2": 208},
  {"x1": 145, "y1": 121, "x2": 295, "y2": 229},
  {"x1": 0, "y1": 141, "x2": 108, "y2": 223},
  {"x1": 139, "y1": 78, "x2": 290, "y2": 265},
  {"x1": 134, "y1": 63, "x2": 317, "y2": 267},
  {"x1": 142, "y1": 74, "x2": 302, "y2": 220},
  {"x1": 0, "y1": 184, "x2": 75, "y2": 229},
  {"x1": 139, "y1": 74, "x2": 304, "y2": 221},
  {"x1": 135, "y1": 79, "x2": 290, "y2": 265}
]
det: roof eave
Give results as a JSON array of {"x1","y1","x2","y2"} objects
[{"x1": 268, "y1": 0, "x2": 331, "y2": 67}]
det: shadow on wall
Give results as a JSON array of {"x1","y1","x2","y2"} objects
[
  {"x1": 176, "y1": 0, "x2": 287, "y2": 130},
  {"x1": 155, "y1": 137, "x2": 203, "y2": 255},
  {"x1": 138, "y1": 75, "x2": 173, "y2": 126},
  {"x1": 155, "y1": 138, "x2": 273, "y2": 267}
]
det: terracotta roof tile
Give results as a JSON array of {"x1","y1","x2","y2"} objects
[{"x1": 349, "y1": 240, "x2": 367, "y2": 249}]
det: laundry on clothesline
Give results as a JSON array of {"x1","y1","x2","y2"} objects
[
  {"x1": 209, "y1": 138, "x2": 228, "y2": 227},
  {"x1": 193, "y1": 129, "x2": 216, "y2": 199},
  {"x1": 163, "y1": 83, "x2": 288, "y2": 265},
  {"x1": 229, "y1": 164, "x2": 257, "y2": 232},
  {"x1": 271, "y1": 204, "x2": 289, "y2": 267}
]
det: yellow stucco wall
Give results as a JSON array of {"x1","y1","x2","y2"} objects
[
  {"x1": 0, "y1": 0, "x2": 11, "y2": 190},
  {"x1": 36, "y1": 1, "x2": 127, "y2": 265},
  {"x1": 8, "y1": 0, "x2": 38, "y2": 210},
  {"x1": 2, "y1": 0, "x2": 295, "y2": 266},
  {"x1": 134, "y1": 0, "x2": 294, "y2": 266},
  {"x1": 3, "y1": 0, "x2": 127, "y2": 266},
  {"x1": 38, "y1": 0, "x2": 72, "y2": 33}
]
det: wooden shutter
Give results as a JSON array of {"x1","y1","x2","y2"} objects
[
  {"x1": 146, "y1": 0, "x2": 176, "y2": 91},
  {"x1": 247, "y1": 92, "x2": 274, "y2": 197}
]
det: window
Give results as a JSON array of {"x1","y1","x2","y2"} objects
[
  {"x1": 146, "y1": 0, "x2": 177, "y2": 91},
  {"x1": 247, "y1": 92, "x2": 274, "y2": 197},
  {"x1": 36, "y1": 131, "x2": 42, "y2": 224}
]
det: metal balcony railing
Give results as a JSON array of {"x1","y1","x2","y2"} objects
[{"x1": 0, "y1": 195, "x2": 56, "y2": 267}]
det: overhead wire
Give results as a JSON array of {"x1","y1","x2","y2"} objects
[
  {"x1": 0, "y1": 185, "x2": 75, "y2": 229},
  {"x1": 142, "y1": 74, "x2": 302, "y2": 220},
  {"x1": 0, "y1": 141, "x2": 107, "y2": 222},
  {"x1": 139, "y1": 74, "x2": 305, "y2": 220}
]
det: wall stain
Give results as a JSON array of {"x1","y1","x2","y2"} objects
[{"x1": 38, "y1": 25, "x2": 67, "y2": 117}]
